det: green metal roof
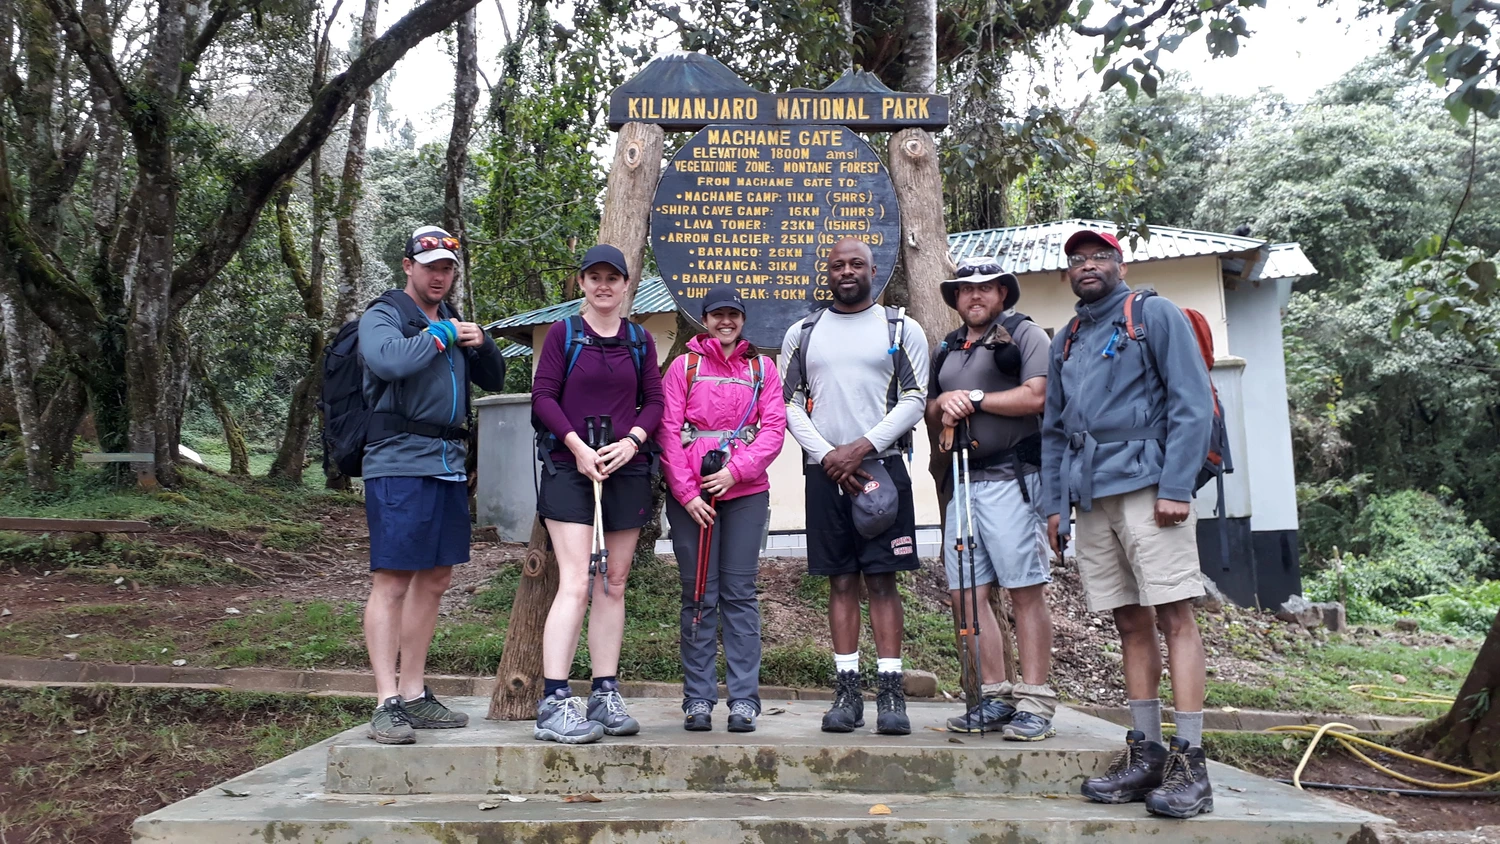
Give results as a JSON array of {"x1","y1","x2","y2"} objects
[{"x1": 483, "y1": 277, "x2": 676, "y2": 344}]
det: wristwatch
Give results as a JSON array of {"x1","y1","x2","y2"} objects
[{"x1": 968, "y1": 389, "x2": 984, "y2": 410}]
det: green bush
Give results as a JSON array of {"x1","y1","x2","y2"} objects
[{"x1": 1413, "y1": 581, "x2": 1500, "y2": 634}]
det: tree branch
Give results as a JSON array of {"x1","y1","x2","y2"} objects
[
  {"x1": 39, "y1": 0, "x2": 136, "y2": 130},
  {"x1": 1073, "y1": 0, "x2": 1177, "y2": 39},
  {"x1": 169, "y1": 0, "x2": 484, "y2": 311},
  {"x1": 183, "y1": 0, "x2": 250, "y2": 84}
]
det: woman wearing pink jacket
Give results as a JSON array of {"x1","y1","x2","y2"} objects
[{"x1": 658, "y1": 284, "x2": 787, "y2": 733}]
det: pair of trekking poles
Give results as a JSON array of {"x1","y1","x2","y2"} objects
[
  {"x1": 689, "y1": 448, "x2": 727, "y2": 646},
  {"x1": 943, "y1": 418, "x2": 988, "y2": 735},
  {"x1": 583, "y1": 415, "x2": 613, "y2": 598}
]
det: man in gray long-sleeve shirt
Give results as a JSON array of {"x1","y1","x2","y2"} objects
[
  {"x1": 1041, "y1": 229, "x2": 1214, "y2": 819},
  {"x1": 782, "y1": 238, "x2": 928, "y2": 737}
]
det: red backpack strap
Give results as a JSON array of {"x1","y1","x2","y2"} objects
[
  {"x1": 1061, "y1": 317, "x2": 1081, "y2": 360},
  {"x1": 684, "y1": 352, "x2": 702, "y2": 402},
  {"x1": 1122, "y1": 289, "x2": 1156, "y2": 341}
]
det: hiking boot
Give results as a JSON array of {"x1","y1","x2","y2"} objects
[
  {"x1": 727, "y1": 700, "x2": 757, "y2": 733},
  {"x1": 401, "y1": 686, "x2": 469, "y2": 729},
  {"x1": 1001, "y1": 711, "x2": 1056, "y2": 742},
  {"x1": 875, "y1": 671, "x2": 911, "y2": 736},
  {"x1": 534, "y1": 689, "x2": 604, "y2": 744},
  {"x1": 587, "y1": 680, "x2": 641, "y2": 736},
  {"x1": 1145, "y1": 736, "x2": 1214, "y2": 819},
  {"x1": 946, "y1": 696, "x2": 1017, "y2": 733},
  {"x1": 367, "y1": 696, "x2": 416, "y2": 745},
  {"x1": 1080, "y1": 730, "x2": 1168, "y2": 804},
  {"x1": 821, "y1": 670, "x2": 865, "y2": 733},
  {"x1": 684, "y1": 699, "x2": 712, "y2": 732}
]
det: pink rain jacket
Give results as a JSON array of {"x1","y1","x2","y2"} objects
[{"x1": 658, "y1": 334, "x2": 787, "y2": 507}]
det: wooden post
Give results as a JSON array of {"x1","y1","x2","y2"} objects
[{"x1": 487, "y1": 121, "x2": 663, "y2": 721}]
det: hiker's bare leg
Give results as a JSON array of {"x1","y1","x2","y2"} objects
[
  {"x1": 1155, "y1": 598, "x2": 1206, "y2": 713},
  {"x1": 828, "y1": 572, "x2": 862, "y2": 655},
  {"x1": 541, "y1": 520, "x2": 594, "y2": 680},
  {"x1": 866, "y1": 572, "x2": 904, "y2": 660},
  {"x1": 951, "y1": 584, "x2": 1008, "y2": 685},
  {"x1": 1010, "y1": 583, "x2": 1053, "y2": 687},
  {"x1": 1113, "y1": 603, "x2": 1162, "y2": 701},
  {"x1": 584, "y1": 528, "x2": 640, "y2": 678},
  {"x1": 395, "y1": 566, "x2": 453, "y2": 700},
  {"x1": 365, "y1": 570, "x2": 416, "y2": 702}
]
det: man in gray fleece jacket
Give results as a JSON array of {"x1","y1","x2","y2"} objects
[
  {"x1": 1041, "y1": 229, "x2": 1215, "y2": 820},
  {"x1": 358, "y1": 226, "x2": 506, "y2": 745}
]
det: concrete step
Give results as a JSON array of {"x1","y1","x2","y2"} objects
[
  {"x1": 136, "y1": 735, "x2": 1385, "y2": 844},
  {"x1": 325, "y1": 698, "x2": 1120, "y2": 795}
]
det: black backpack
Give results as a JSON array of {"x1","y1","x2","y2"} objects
[
  {"x1": 321, "y1": 290, "x2": 468, "y2": 478},
  {"x1": 783, "y1": 304, "x2": 919, "y2": 456},
  {"x1": 930, "y1": 311, "x2": 1034, "y2": 393},
  {"x1": 532, "y1": 314, "x2": 650, "y2": 472}
]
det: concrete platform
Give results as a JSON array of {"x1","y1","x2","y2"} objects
[
  {"x1": 326, "y1": 698, "x2": 1122, "y2": 795},
  {"x1": 135, "y1": 696, "x2": 1386, "y2": 843}
]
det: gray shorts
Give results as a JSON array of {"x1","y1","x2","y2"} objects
[{"x1": 942, "y1": 473, "x2": 1051, "y2": 590}]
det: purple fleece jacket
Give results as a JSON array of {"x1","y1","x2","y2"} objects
[{"x1": 531, "y1": 317, "x2": 664, "y2": 464}]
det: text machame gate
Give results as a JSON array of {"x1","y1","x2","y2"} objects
[{"x1": 490, "y1": 53, "x2": 952, "y2": 720}]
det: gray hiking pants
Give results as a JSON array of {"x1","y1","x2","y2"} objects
[{"x1": 666, "y1": 491, "x2": 768, "y2": 713}]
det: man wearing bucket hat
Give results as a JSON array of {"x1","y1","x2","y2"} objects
[
  {"x1": 925, "y1": 256, "x2": 1058, "y2": 741},
  {"x1": 782, "y1": 237, "x2": 929, "y2": 737},
  {"x1": 1041, "y1": 229, "x2": 1215, "y2": 819}
]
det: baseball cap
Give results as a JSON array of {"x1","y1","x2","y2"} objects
[
  {"x1": 580, "y1": 243, "x2": 630, "y2": 278},
  {"x1": 851, "y1": 459, "x2": 900, "y2": 539},
  {"x1": 700, "y1": 284, "x2": 746, "y2": 318},
  {"x1": 1063, "y1": 229, "x2": 1124, "y2": 260},
  {"x1": 406, "y1": 226, "x2": 459, "y2": 265}
]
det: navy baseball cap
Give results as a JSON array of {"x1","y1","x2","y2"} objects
[
  {"x1": 851, "y1": 459, "x2": 900, "y2": 539},
  {"x1": 700, "y1": 284, "x2": 746, "y2": 318},
  {"x1": 580, "y1": 243, "x2": 629, "y2": 277}
]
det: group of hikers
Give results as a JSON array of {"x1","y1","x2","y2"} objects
[{"x1": 349, "y1": 224, "x2": 1219, "y2": 821}]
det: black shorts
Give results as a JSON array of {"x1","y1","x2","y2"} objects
[
  {"x1": 805, "y1": 455, "x2": 920, "y2": 577},
  {"x1": 537, "y1": 462, "x2": 653, "y2": 532}
]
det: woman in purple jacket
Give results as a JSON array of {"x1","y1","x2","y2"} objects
[{"x1": 531, "y1": 244, "x2": 664, "y2": 744}]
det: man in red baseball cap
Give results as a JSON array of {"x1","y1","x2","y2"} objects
[{"x1": 1041, "y1": 227, "x2": 1217, "y2": 819}]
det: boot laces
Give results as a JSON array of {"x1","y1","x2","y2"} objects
[
  {"x1": 1158, "y1": 750, "x2": 1195, "y2": 793},
  {"x1": 555, "y1": 696, "x2": 592, "y2": 731},
  {"x1": 834, "y1": 673, "x2": 862, "y2": 710},
  {"x1": 877, "y1": 674, "x2": 905, "y2": 712},
  {"x1": 686, "y1": 699, "x2": 712, "y2": 716},
  {"x1": 600, "y1": 689, "x2": 629, "y2": 719},
  {"x1": 730, "y1": 700, "x2": 756, "y2": 719},
  {"x1": 1104, "y1": 741, "x2": 1141, "y2": 776}
]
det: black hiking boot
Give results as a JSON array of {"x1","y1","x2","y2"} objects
[
  {"x1": 1144, "y1": 736, "x2": 1214, "y2": 819},
  {"x1": 683, "y1": 699, "x2": 712, "y2": 732},
  {"x1": 874, "y1": 671, "x2": 911, "y2": 736},
  {"x1": 1080, "y1": 730, "x2": 1168, "y2": 804},
  {"x1": 821, "y1": 670, "x2": 864, "y2": 733}
]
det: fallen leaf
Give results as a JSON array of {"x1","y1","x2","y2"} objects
[
  {"x1": 505, "y1": 795, "x2": 527, "y2": 803},
  {"x1": 72, "y1": 728, "x2": 88, "y2": 735},
  {"x1": 1247, "y1": 810, "x2": 1261, "y2": 816},
  {"x1": 378, "y1": 799, "x2": 397, "y2": 806},
  {"x1": 478, "y1": 801, "x2": 502, "y2": 811},
  {"x1": 0, "y1": 608, "x2": 10, "y2": 617},
  {"x1": 754, "y1": 796, "x2": 776, "y2": 802},
  {"x1": 62, "y1": 653, "x2": 78, "y2": 661},
  {"x1": 64, "y1": 633, "x2": 80, "y2": 639},
  {"x1": 54, "y1": 597, "x2": 65, "y2": 602},
  {"x1": 1282, "y1": 737, "x2": 1296, "y2": 750},
  {"x1": 923, "y1": 726, "x2": 947, "y2": 733},
  {"x1": 1042, "y1": 794, "x2": 1060, "y2": 800},
  {"x1": 1227, "y1": 785, "x2": 1246, "y2": 793},
  {"x1": 220, "y1": 788, "x2": 250, "y2": 798},
  {"x1": 869, "y1": 804, "x2": 891, "y2": 815},
  {"x1": 1219, "y1": 705, "x2": 1239, "y2": 713},
  {"x1": 225, "y1": 608, "x2": 241, "y2": 615},
  {"x1": 172, "y1": 659, "x2": 187, "y2": 667},
  {"x1": 948, "y1": 737, "x2": 964, "y2": 744},
  {"x1": 114, "y1": 577, "x2": 124, "y2": 585},
  {"x1": 764, "y1": 707, "x2": 786, "y2": 715},
  {"x1": 563, "y1": 794, "x2": 602, "y2": 804}
]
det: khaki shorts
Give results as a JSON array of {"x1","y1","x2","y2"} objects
[{"x1": 1073, "y1": 486, "x2": 1205, "y2": 613}]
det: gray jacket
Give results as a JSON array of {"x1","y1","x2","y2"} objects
[
  {"x1": 358, "y1": 293, "x2": 506, "y2": 479},
  {"x1": 1041, "y1": 283, "x2": 1212, "y2": 517}
]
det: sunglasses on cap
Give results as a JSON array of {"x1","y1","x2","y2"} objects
[
  {"x1": 954, "y1": 262, "x2": 1005, "y2": 278},
  {"x1": 407, "y1": 234, "x2": 461, "y2": 257}
]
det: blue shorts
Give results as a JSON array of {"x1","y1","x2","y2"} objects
[
  {"x1": 943, "y1": 473, "x2": 1051, "y2": 590},
  {"x1": 365, "y1": 476, "x2": 471, "y2": 572}
]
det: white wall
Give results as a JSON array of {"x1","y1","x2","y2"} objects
[{"x1": 1223, "y1": 278, "x2": 1300, "y2": 532}]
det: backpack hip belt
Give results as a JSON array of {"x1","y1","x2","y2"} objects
[
  {"x1": 1060, "y1": 425, "x2": 1167, "y2": 519},
  {"x1": 680, "y1": 422, "x2": 758, "y2": 447},
  {"x1": 369, "y1": 412, "x2": 470, "y2": 443}
]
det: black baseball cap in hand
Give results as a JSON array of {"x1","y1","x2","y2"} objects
[
  {"x1": 581, "y1": 243, "x2": 630, "y2": 277},
  {"x1": 851, "y1": 459, "x2": 900, "y2": 539}
]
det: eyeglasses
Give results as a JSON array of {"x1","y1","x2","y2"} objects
[
  {"x1": 1067, "y1": 250, "x2": 1119, "y2": 267},
  {"x1": 955, "y1": 262, "x2": 1005, "y2": 278},
  {"x1": 407, "y1": 234, "x2": 461, "y2": 256}
]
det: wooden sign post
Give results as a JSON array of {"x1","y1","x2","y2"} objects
[{"x1": 489, "y1": 53, "x2": 951, "y2": 720}]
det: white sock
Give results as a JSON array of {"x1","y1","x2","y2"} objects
[
  {"x1": 834, "y1": 652, "x2": 860, "y2": 673},
  {"x1": 877, "y1": 657, "x2": 903, "y2": 675}
]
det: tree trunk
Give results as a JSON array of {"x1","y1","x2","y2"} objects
[
  {"x1": 600, "y1": 122, "x2": 665, "y2": 317},
  {"x1": 191, "y1": 352, "x2": 249, "y2": 476},
  {"x1": 443, "y1": 6, "x2": 479, "y2": 319},
  {"x1": 1401, "y1": 609, "x2": 1500, "y2": 770},
  {"x1": 488, "y1": 519, "x2": 561, "y2": 720},
  {"x1": 162, "y1": 319, "x2": 192, "y2": 465},
  {"x1": 0, "y1": 277, "x2": 53, "y2": 489},
  {"x1": 332, "y1": 0, "x2": 380, "y2": 329},
  {"x1": 901, "y1": 0, "x2": 937, "y2": 95},
  {"x1": 269, "y1": 187, "x2": 325, "y2": 482},
  {"x1": 38, "y1": 373, "x2": 85, "y2": 471},
  {"x1": 489, "y1": 121, "x2": 663, "y2": 720}
]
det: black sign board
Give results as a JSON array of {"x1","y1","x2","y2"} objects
[
  {"x1": 609, "y1": 53, "x2": 949, "y2": 133},
  {"x1": 652, "y1": 124, "x2": 901, "y2": 347}
]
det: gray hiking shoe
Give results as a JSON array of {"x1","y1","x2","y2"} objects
[
  {"x1": 1002, "y1": 711, "x2": 1056, "y2": 742},
  {"x1": 401, "y1": 686, "x2": 469, "y2": 729},
  {"x1": 535, "y1": 689, "x2": 604, "y2": 744},
  {"x1": 587, "y1": 679, "x2": 641, "y2": 736},
  {"x1": 946, "y1": 696, "x2": 1017, "y2": 733},
  {"x1": 727, "y1": 700, "x2": 757, "y2": 733},
  {"x1": 684, "y1": 699, "x2": 713, "y2": 732},
  {"x1": 368, "y1": 696, "x2": 416, "y2": 745}
]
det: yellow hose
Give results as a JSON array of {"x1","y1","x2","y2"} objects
[
  {"x1": 1268, "y1": 723, "x2": 1500, "y2": 791},
  {"x1": 1346, "y1": 684, "x2": 1454, "y2": 705}
]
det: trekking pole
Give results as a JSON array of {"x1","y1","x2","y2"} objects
[
  {"x1": 960, "y1": 418, "x2": 985, "y2": 733},
  {"x1": 584, "y1": 416, "x2": 602, "y2": 599},
  {"x1": 947, "y1": 425, "x2": 976, "y2": 731},
  {"x1": 597, "y1": 415, "x2": 613, "y2": 596},
  {"x1": 690, "y1": 449, "x2": 727, "y2": 643}
]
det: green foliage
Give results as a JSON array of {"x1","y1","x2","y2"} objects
[{"x1": 1413, "y1": 580, "x2": 1500, "y2": 634}]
